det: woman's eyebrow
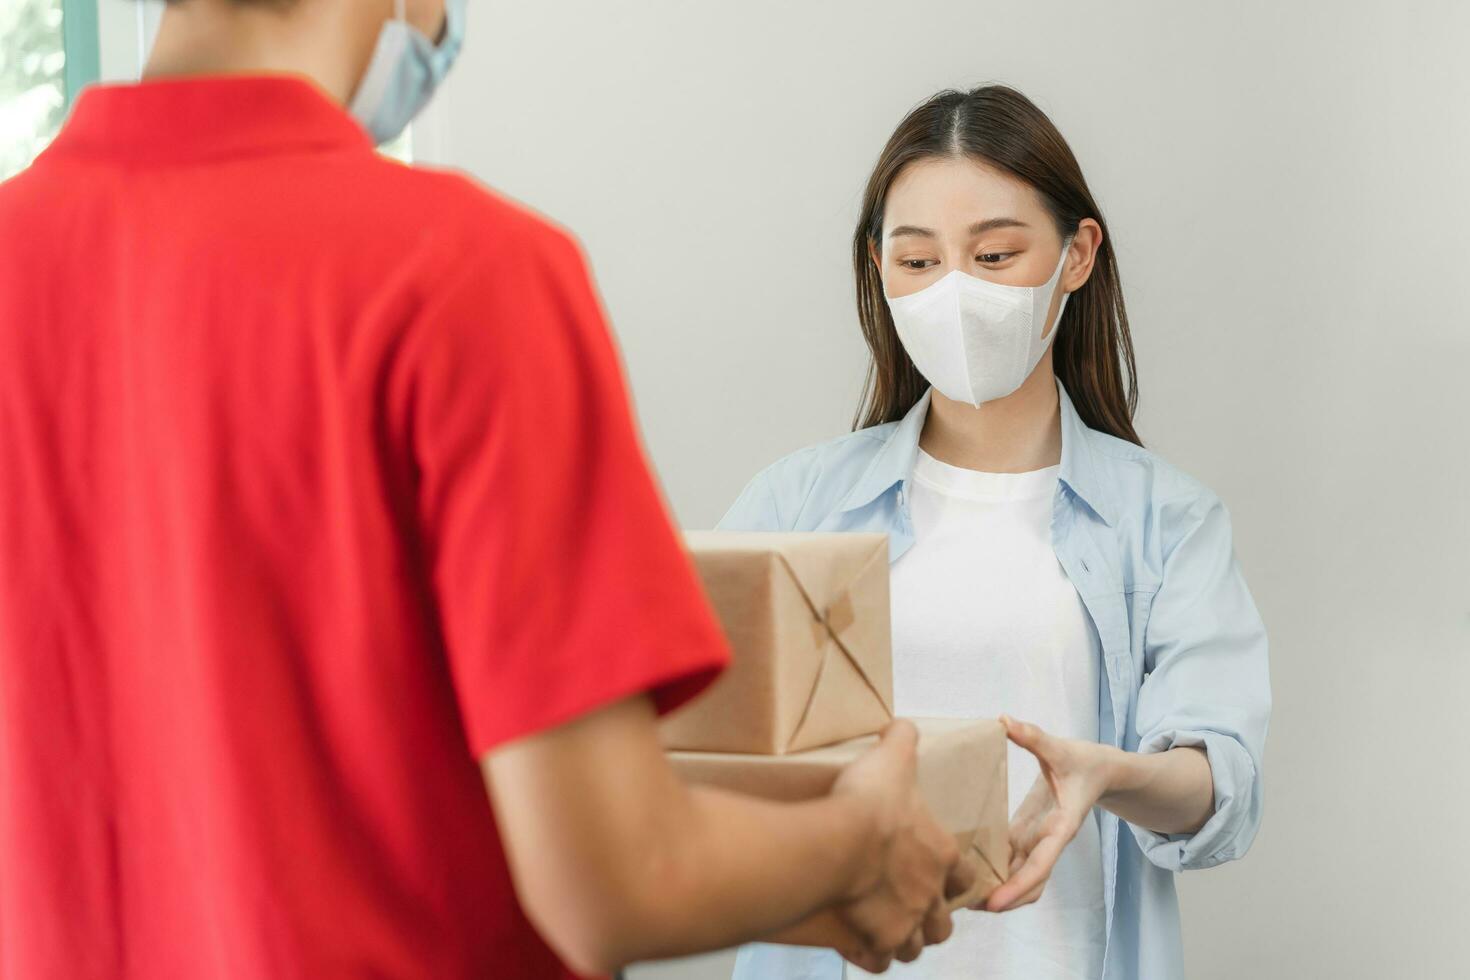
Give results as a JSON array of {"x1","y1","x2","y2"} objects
[
  {"x1": 970, "y1": 217, "x2": 1029, "y2": 234},
  {"x1": 886, "y1": 217, "x2": 1030, "y2": 239}
]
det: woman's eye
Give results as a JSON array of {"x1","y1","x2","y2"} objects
[
  {"x1": 901, "y1": 259, "x2": 933, "y2": 270},
  {"x1": 978, "y1": 252, "x2": 1010, "y2": 264}
]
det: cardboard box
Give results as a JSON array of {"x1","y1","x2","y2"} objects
[
  {"x1": 659, "y1": 531, "x2": 895, "y2": 754},
  {"x1": 669, "y1": 718, "x2": 1010, "y2": 910}
]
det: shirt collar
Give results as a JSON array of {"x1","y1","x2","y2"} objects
[
  {"x1": 835, "y1": 389, "x2": 932, "y2": 516},
  {"x1": 1055, "y1": 381, "x2": 1119, "y2": 527},
  {"x1": 835, "y1": 381, "x2": 1118, "y2": 527},
  {"x1": 47, "y1": 76, "x2": 371, "y2": 164}
]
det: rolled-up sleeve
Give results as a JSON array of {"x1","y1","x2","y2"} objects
[{"x1": 1131, "y1": 491, "x2": 1271, "y2": 871}]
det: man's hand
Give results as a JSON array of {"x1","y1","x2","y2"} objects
[
  {"x1": 984, "y1": 716, "x2": 1112, "y2": 913},
  {"x1": 484, "y1": 698, "x2": 971, "y2": 974},
  {"x1": 827, "y1": 720, "x2": 972, "y2": 972}
]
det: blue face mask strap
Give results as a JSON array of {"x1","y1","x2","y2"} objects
[{"x1": 349, "y1": 0, "x2": 466, "y2": 144}]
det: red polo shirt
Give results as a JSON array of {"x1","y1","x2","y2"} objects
[{"x1": 0, "y1": 77, "x2": 727, "y2": 979}]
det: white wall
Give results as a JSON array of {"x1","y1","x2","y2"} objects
[
  {"x1": 431, "y1": 1, "x2": 1470, "y2": 977},
  {"x1": 96, "y1": 0, "x2": 158, "y2": 81}
]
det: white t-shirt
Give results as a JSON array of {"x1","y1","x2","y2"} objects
[{"x1": 850, "y1": 449, "x2": 1106, "y2": 979}]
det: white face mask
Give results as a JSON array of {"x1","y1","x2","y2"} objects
[{"x1": 885, "y1": 242, "x2": 1072, "y2": 408}]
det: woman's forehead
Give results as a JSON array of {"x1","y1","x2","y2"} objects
[{"x1": 885, "y1": 156, "x2": 1045, "y2": 226}]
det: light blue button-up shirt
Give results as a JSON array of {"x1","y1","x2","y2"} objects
[{"x1": 718, "y1": 383, "x2": 1271, "y2": 980}]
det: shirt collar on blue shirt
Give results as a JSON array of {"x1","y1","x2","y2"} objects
[{"x1": 833, "y1": 381, "x2": 1119, "y2": 527}]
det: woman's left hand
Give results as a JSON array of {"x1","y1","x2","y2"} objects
[{"x1": 984, "y1": 715, "x2": 1116, "y2": 913}]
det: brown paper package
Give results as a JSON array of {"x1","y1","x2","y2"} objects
[
  {"x1": 659, "y1": 531, "x2": 894, "y2": 754},
  {"x1": 669, "y1": 718, "x2": 1010, "y2": 911}
]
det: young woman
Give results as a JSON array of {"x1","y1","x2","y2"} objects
[{"x1": 721, "y1": 85, "x2": 1271, "y2": 979}]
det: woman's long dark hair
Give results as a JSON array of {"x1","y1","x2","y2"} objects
[{"x1": 852, "y1": 85, "x2": 1141, "y2": 445}]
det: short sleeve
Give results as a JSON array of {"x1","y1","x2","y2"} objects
[{"x1": 408, "y1": 223, "x2": 728, "y2": 756}]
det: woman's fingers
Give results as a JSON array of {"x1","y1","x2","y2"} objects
[
  {"x1": 1009, "y1": 779, "x2": 1049, "y2": 828},
  {"x1": 986, "y1": 829, "x2": 1068, "y2": 912},
  {"x1": 1000, "y1": 715, "x2": 1051, "y2": 755},
  {"x1": 1008, "y1": 792, "x2": 1051, "y2": 857},
  {"x1": 1010, "y1": 879, "x2": 1048, "y2": 909},
  {"x1": 1009, "y1": 805, "x2": 1045, "y2": 851}
]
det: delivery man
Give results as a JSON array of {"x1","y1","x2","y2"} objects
[{"x1": 0, "y1": 1, "x2": 974, "y2": 977}]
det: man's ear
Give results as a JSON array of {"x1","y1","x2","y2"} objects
[{"x1": 406, "y1": 0, "x2": 450, "y2": 43}]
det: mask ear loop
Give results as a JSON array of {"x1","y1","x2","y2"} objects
[
  {"x1": 1056, "y1": 234, "x2": 1075, "y2": 290},
  {"x1": 135, "y1": 0, "x2": 147, "y2": 78},
  {"x1": 1038, "y1": 235, "x2": 1076, "y2": 345}
]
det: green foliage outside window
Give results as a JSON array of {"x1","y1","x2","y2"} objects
[{"x1": 1, "y1": 0, "x2": 67, "y2": 180}]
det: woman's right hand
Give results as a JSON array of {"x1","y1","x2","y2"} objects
[
  {"x1": 828, "y1": 720, "x2": 974, "y2": 971},
  {"x1": 984, "y1": 716, "x2": 1113, "y2": 913}
]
